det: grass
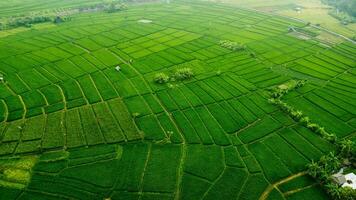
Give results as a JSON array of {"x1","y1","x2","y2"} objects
[{"x1": 0, "y1": 0, "x2": 355, "y2": 199}]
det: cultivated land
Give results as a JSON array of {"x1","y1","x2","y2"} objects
[
  {"x1": 0, "y1": 1, "x2": 355, "y2": 200},
  {"x1": 210, "y1": 0, "x2": 356, "y2": 39}
]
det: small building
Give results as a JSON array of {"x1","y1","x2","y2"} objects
[
  {"x1": 295, "y1": 7, "x2": 301, "y2": 12},
  {"x1": 332, "y1": 173, "x2": 346, "y2": 184},
  {"x1": 342, "y1": 173, "x2": 356, "y2": 189},
  {"x1": 115, "y1": 65, "x2": 121, "y2": 71},
  {"x1": 332, "y1": 171, "x2": 356, "y2": 189},
  {"x1": 0, "y1": 74, "x2": 4, "y2": 82}
]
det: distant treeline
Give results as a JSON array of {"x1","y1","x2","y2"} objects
[
  {"x1": 322, "y1": 0, "x2": 356, "y2": 17},
  {"x1": 0, "y1": 15, "x2": 70, "y2": 30},
  {"x1": 0, "y1": 1, "x2": 127, "y2": 31}
]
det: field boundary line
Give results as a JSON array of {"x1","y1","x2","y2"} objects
[
  {"x1": 259, "y1": 171, "x2": 306, "y2": 200},
  {"x1": 283, "y1": 183, "x2": 317, "y2": 197},
  {"x1": 174, "y1": 144, "x2": 186, "y2": 200}
]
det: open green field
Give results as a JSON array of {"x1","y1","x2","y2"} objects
[
  {"x1": 209, "y1": 0, "x2": 356, "y2": 39},
  {"x1": 0, "y1": 0, "x2": 106, "y2": 17},
  {"x1": 0, "y1": 0, "x2": 355, "y2": 199}
]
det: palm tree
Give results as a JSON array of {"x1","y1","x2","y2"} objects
[
  {"x1": 325, "y1": 183, "x2": 341, "y2": 199},
  {"x1": 307, "y1": 160, "x2": 320, "y2": 178},
  {"x1": 320, "y1": 169, "x2": 331, "y2": 182},
  {"x1": 328, "y1": 152, "x2": 341, "y2": 172},
  {"x1": 338, "y1": 139, "x2": 354, "y2": 157}
]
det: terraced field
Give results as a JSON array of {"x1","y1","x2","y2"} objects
[{"x1": 0, "y1": 1, "x2": 355, "y2": 199}]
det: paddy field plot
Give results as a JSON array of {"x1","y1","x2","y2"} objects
[{"x1": 0, "y1": 1, "x2": 355, "y2": 200}]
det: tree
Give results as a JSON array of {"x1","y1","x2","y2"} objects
[
  {"x1": 338, "y1": 139, "x2": 354, "y2": 157},
  {"x1": 173, "y1": 68, "x2": 194, "y2": 81},
  {"x1": 54, "y1": 16, "x2": 63, "y2": 24},
  {"x1": 340, "y1": 186, "x2": 356, "y2": 200},
  {"x1": 154, "y1": 73, "x2": 169, "y2": 84},
  {"x1": 307, "y1": 160, "x2": 320, "y2": 178},
  {"x1": 325, "y1": 183, "x2": 342, "y2": 199}
]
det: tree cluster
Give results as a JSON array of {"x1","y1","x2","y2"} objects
[
  {"x1": 322, "y1": 0, "x2": 356, "y2": 17},
  {"x1": 219, "y1": 40, "x2": 246, "y2": 51},
  {"x1": 307, "y1": 144, "x2": 355, "y2": 200},
  {"x1": 268, "y1": 79, "x2": 355, "y2": 200},
  {"x1": 7, "y1": 16, "x2": 52, "y2": 28},
  {"x1": 154, "y1": 68, "x2": 194, "y2": 84},
  {"x1": 172, "y1": 68, "x2": 194, "y2": 81},
  {"x1": 154, "y1": 73, "x2": 169, "y2": 84},
  {"x1": 270, "y1": 80, "x2": 306, "y2": 99},
  {"x1": 105, "y1": 2, "x2": 128, "y2": 13}
]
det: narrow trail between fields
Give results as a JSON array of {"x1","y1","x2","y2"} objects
[{"x1": 259, "y1": 171, "x2": 307, "y2": 200}]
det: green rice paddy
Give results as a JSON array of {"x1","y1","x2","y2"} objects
[{"x1": 0, "y1": 0, "x2": 355, "y2": 199}]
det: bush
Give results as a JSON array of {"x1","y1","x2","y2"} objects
[
  {"x1": 7, "y1": 16, "x2": 52, "y2": 28},
  {"x1": 173, "y1": 68, "x2": 194, "y2": 81},
  {"x1": 219, "y1": 40, "x2": 246, "y2": 51},
  {"x1": 340, "y1": 186, "x2": 356, "y2": 200},
  {"x1": 132, "y1": 112, "x2": 140, "y2": 118},
  {"x1": 337, "y1": 139, "x2": 354, "y2": 157},
  {"x1": 154, "y1": 73, "x2": 169, "y2": 84},
  {"x1": 105, "y1": 3, "x2": 127, "y2": 13}
]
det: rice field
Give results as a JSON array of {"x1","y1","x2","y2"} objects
[{"x1": 0, "y1": 0, "x2": 355, "y2": 200}]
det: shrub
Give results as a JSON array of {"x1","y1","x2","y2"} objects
[
  {"x1": 173, "y1": 68, "x2": 194, "y2": 81},
  {"x1": 307, "y1": 123, "x2": 319, "y2": 131},
  {"x1": 7, "y1": 15, "x2": 52, "y2": 29},
  {"x1": 219, "y1": 40, "x2": 246, "y2": 51},
  {"x1": 132, "y1": 112, "x2": 140, "y2": 118},
  {"x1": 337, "y1": 139, "x2": 354, "y2": 157},
  {"x1": 291, "y1": 110, "x2": 303, "y2": 120},
  {"x1": 154, "y1": 73, "x2": 169, "y2": 84},
  {"x1": 339, "y1": 186, "x2": 356, "y2": 200},
  {"x1": 105, "y1": 3, "x2": 127, "y2": 13},
  {"x1": 300, "y1": 116, "x2": 310, "y2": 125}
]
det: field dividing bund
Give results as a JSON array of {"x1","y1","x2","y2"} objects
[{"x1": 0, "y1": 0, "x2": 355, "y2": 199}]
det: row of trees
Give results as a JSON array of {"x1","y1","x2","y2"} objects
[
  {"x1": 268, "y1": 80, "x2": 355, "y2": 200},
  {"x1": 307, "y1": 143, "x2": 355, "y2": 200},
  {"x1": 105, "y1": 2, "x2": 128, "y2": 13},
  {"x1": 0, "y1": 15, "x2": 72, "y2": 30},
  {"x1": 0, "y1": 16, "x2": 52, "y2": 30},
  {"x1": 0, "y1": 1, "x2": 127, "y2": 31}
]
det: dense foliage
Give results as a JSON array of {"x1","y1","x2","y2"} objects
[
  {"x1": 7, "y1": 16, "x2": 52, "y2": 28},
  {"x1": 269, "y1": 80, "x2": 356, "y2": 200},
  {"x1": 173, "y1": 68, "x2": 194, "y2": 81},
  {"x1": 219, "y1": 40, "x2": 246, "y2": 51},
  {"x1": 322, "y1": 0, "x2": 356, "y2": 23},
  {"x1": 322, "y1": 0, "x2": 356, "y2": 17},
  {"x1": 154, "y1": 68, "x2": 194, "y2": 84},
  {"x1": 154, "y1": 72, "x2": 169, "y2": 84},
  {"x1": 0, "y1": 1, "x2": 355, "y2": 200}
]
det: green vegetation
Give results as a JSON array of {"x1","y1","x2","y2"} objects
[
  {"x1": 173, "y1": 68, "x2": 194, "y2": 81},
  {"x1": 154, "y1": 68, "x2": 194, "y2": 84},
  {"x1": 307, "y1": 150, "x2": 356, "y2": 200},
  {"x1": 0, "y1": 0, "x2": 355, "y2": 199},
  {"x1": 323, "y1": 0, "x2": 356, "y2": 17},
  {"x1": 154, "y1": 72, "x2": 170, "y2": 84},
  {"x1": 0, "y1": 156, "x2": 38, "y2": 189},
  {"x1": 269, "y1": 79, "x2": 356, "y2": 200},
  {"x1": 219, "y1": 40, "x2": 246, "y2": 51}
]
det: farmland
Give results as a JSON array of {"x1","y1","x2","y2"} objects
[{"x1": 0, "y1": 0, "x2": 355, "y2": 199}]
